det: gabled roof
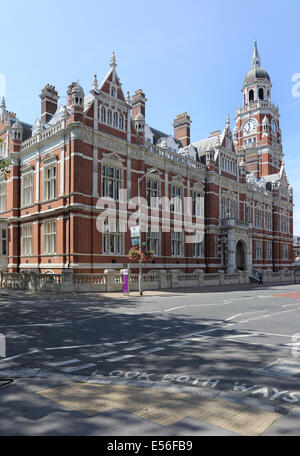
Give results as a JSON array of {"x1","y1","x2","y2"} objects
[
  {"x1": 149, "y1": 126, "x2": 183, "y2": 147},
  {"x1": 192, "y1": 134, "x2": 221, "y2": 156}
]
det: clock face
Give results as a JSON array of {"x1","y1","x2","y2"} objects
[
  {"x1": 243, "y1": 119, "x2": 256, "y2": 135},
  {"x1": 272, "y1": 120, "x2": 277, "y2": 134}
]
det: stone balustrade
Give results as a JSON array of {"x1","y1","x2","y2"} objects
[{"x1": 0, "y1": 268, "x2": 297, "y2": 293}]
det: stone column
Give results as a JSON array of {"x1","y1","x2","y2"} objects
[
  {"x1": 198, "y1": 270, "x2": 204, "y2": 287},
  {"x1": 170, "y1": 270, "x2": 179, "y2": 289},
  {"x1": 61, "y1": 269, "x2": 74, "y2": 293},
  {"x1": 227, "y1": 230, "x2": 236, "y2": 274},
  {"x1": 159, "y1": 270, "x2": 168, "y2": 289},
  {"x1": 219, "y1": 270, "x2": 225, "y2": 285},
  {"x1": 104, "y1": 269, "x2": 117, "y2": 292}
]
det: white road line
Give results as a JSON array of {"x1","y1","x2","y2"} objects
[
  {"x1": 241, "y1": 330, "x2": 293, "y2": 338},
  {"x1": 164, "y1": 306, "x2": 186, "y2": 312},
  {"x1": 124, "y1": 345, "x2": 146, "y2": 352},
  {"x1": 89, "y1": 351, "x2": 118, "y2": 358},
  {"x1": 0, "y1": 349, "x2": 40, "y2": 364},
  {"x1": 0, "y1": 322, "x2": 72, "y2": 329},
  {"x1": 107, "y1": 355, "x2": 134, "y2": 362},
  {"x1": 141, "y1": 348, "x2": 165, "y2": 355},
  {"x1": 226, "y1": 313, "x2": 243, "y2": 322},
  {"x1": 46, "y1": 344, "x2": 93, "y2": 351},
  {"x1": 169, "y1": 341, "x2": 190, "y2": 347},
  {"x1": 62, "y1": 363, "x2": 96, "y2": 373},
  {"x1": 224, "y1": 334, "x2": 258, "y2": 339},
  {"x1": 47, "y1": 359, "x2": 80, "y2": 367}
]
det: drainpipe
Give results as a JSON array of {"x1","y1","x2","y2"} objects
[
  {"x1": 17, "y1": 159, "x2": 21, "y2": 272},
  {"x1": 68, "y1": 134, "x2": 71, "y2": 269}
]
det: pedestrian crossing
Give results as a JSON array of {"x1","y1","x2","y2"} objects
[{"x1": 45, "y1": 331, "x2": 208, "y2": 374}]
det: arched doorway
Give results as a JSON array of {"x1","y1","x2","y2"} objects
[{"x1": 236, "y1": 240, "x2": 245, "y2": 271}]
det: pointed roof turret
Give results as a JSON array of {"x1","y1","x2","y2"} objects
[
  {"x1": 243, "y1": 40, "x2": 270, "y2": 86},
  {"x1": 110, "y1": 51, "x2": 117, "y2": 70},
  {"x1": 225, "y1": 113, "x2": 230, "y2": 130},
  {"x1": 1, "y1": 96, "x2": 6, "y2": 110},
  {"x1": 251, "y1": 39, "x2": 261, "y2": 68},
  {"x1": 92, "y1": 74, "x2": 98, "y2": 92}
]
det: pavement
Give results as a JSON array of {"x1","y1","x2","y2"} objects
[{"x1": 1, "y1": 282, "x2": 300, "y2": 436}]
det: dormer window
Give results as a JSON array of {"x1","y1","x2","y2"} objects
[{"x1": 111, "y1": 87, "x2": 116, "y2": 98}]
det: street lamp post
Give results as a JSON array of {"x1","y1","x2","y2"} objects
[{"x1": 137, "y1": 169, "x2": 156, "y2": 296}]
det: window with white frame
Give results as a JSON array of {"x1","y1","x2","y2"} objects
[
  {"x1": 100, "y1": 106, "x2": 106, "y2": 123},
  {"x1": 146, "y1": 179, "x2": 160, "y2": 208},
  {"x1": 172, "y1": 231, "x2": 184, "y2": 257},
  {"x1": 22, "y1": 173, "x2": 33, "y2": 207},
  {"x1": 0, "y1": 183, "x2": 6, "y2": 212},
  {"x1": 246, "y1": 205, "x2": 252, "y2": 223},
  {"x1": 102, "y1": 165, "x2": 121, "y2": 200},
  {"x1": 193, "y1": 241, "x2": 204, "y2": 258},
  {"x1": 256, "y1": 241, "x2": 262, "y2": 260},
  {"x1": 43, "y1": 220, "x2": 56, "y2": 254},
  {"x1": 283, "y1": 243, "x2": 289, "y2": 260},
  {"x1": 22, "y1": 224, "x2": 33, "y2": 256},
  {"x1": 113, "y1": 112, "x2": 118, "y2": 128},
  {"x1": 265, "y1": 211, "x2": 272, "y2": 231},
  {"x1": 255, "y1": 208, "x2": 262, "y2": 228},
  {"x1": 171, "y1": 185, "x2": 184, "y2": 213},
  {"x1": 44, "y1": 164, "x2": 57, "y2": 201},
  {"x1": 119, "y1": 114, "x2": 124, "y2": 130},
  {"x1": 193, "y1": 191, "x2": 203, "y2": 217},
  {"x1": 266, "y1": 241, "x2": 272, "y2": 260},
  {"x1": 107, "y1": 110, "x2": 112, "y2": 126},
  {"x1": 0, "y1": 140, "x2": 7, "y2": 157},
  {"x1": 103, "y1": 219, "x2": 123, "y2": 255},
  {"x1": 147, "y1": 229, "x2": 160, "y2": 256},
  {"x1": 281, "y1": 214, "x2": 288, "y2": 233},
  {"x1": 222, "y1": 198, "x2": 236, "y2": 219}
]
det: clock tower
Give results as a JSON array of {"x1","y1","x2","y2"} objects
[{"x1": 234, "y1": 40, "x2": 283, "y2": 178}]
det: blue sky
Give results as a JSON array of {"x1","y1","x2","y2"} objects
[{"x1": 1, "y1": 0, "x2": 300, "y2": 231}]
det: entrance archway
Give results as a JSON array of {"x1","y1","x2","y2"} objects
[{"x1": 236, "y1": 240, "x2": 245, "y2": 271}]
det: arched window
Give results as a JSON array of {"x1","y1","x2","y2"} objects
[
  {"x1": 119, "y1": 114, "x2": 124, "y2": 130},
  {"x1": 100, "y1": 106, "x2": 106, "y2": 123},
  {"x1": 249, "y1": 89, "x2": 254, "y2": 103},
  {"x1": 111, "y1": 87, "x2": 116, "y2": 97},
  {"x1": 107, "y1": 110, "x2": 112, "y2": 125},
  {"x1": 258, "y1": 88, "x2": 264, "y2": 100},
  {"x1": 113, "y1": 112, "x2": 118, "y2": 128}
]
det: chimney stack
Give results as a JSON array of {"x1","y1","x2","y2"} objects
[
  {"x1": 40, "y1": 84, "x2": 59, "y2": 123},
  {"x1": 173, "y1": 113, "x2": 191, "y2": 147},
  {"x1": 132, "y1": 89, "x2": 146, "y2": 145}
]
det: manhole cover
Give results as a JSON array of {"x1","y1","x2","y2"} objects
[{"x1": 257, "y1": 359, "x2": 300, "y2": 379}]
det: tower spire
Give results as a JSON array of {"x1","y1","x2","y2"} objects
[
  {"x1": 251, "y1": 39, "x2": 261, "y2": 68},
  {"x1": 92, "y1": 74, "x2": 98, "y2": 91},
  {"x1": 110, "y1": 51, "x2": 117, "y2": 70}
]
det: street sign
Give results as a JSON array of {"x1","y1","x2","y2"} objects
[{"x1": 130, "y1": 226, "x2": 140, "y2": 238}]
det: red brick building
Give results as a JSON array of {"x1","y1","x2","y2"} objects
[{"x1": 0, "y1": 44, "x2": 294, "y2": 274}]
